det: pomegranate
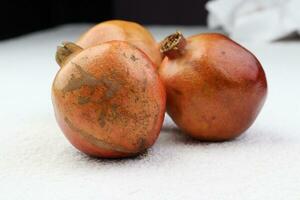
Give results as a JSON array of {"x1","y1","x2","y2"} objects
[
  {"x1": 159, "y1": 32, "x2": 267, "y2": 141},
  {"x1": 77, "y1": 20, "x2": 162, "y2": 67},
  {"x1": 52, "y1": 41, "x2": 166, "y2": 158}
]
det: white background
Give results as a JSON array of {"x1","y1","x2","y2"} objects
[{"x1": 0, "y1": 24, "x2": 299, "y2": 200}]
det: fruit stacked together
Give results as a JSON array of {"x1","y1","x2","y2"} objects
[{"x1": 52, "y1": 20, "x2": 267, "y2": 158}]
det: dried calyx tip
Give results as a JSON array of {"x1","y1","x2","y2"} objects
[
  {"x1": 160, "y1": 31, "x2": 186, "y2": 59},
  {"x1": 55, "y1": 41, "x2": 82, "y2": 67},
  {"x1": 160, "y1": 31, "x2": 182, "y2": 53}
]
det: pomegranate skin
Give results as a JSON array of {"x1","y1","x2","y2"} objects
[
  {"x1": 77, "y1": 20, "x2": 162, "y2": 67},
  {"x1": 52, "y1": 41, "x2": 166, "y2": 158},
  {"x1": 159, "y1": 33, "x2": 267, "y2": 141}
]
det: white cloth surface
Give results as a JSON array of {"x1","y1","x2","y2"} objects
[
  {"x1": 206, "y1": 0, "x2": 300, "y2": 42},
  {"x1": 0, "y1": 24, "x2": 300, "y2": 200}
]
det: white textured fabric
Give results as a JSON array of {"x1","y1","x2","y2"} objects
[
  {"x1": 0, "y1": 24, "x2": 300, "y2": 200},
  {"x1": 206, "y1": 0, "x2": 300, "y2": 42}
]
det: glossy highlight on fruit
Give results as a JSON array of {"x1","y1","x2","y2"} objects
[
  {"x1": 159, "y1": 32, "x2": 267, "y2": 141},
  {"x1": 77, "y1": 20, "x2": 162, "y2": 67},
  {"x1": 52, "y1": 41, "x2": 166, "y2": 158}
]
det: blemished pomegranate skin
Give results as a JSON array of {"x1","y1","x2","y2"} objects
[
  {"x1": 159, "y1": 32, "x2": 267, "y2": 141},
  {"x1": 52, "y1": 41, "x2": 166, "y2": 158},
  {"x1": 77, "y1": 20, "x2": 162, "y2": 68}
]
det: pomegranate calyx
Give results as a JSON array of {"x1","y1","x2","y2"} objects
[
  {"x1": 56, "y1": 42, "x2": 83, "y2": 67},
  {"x1": 160, "y1": 31, "x2": 187, "y2": 59}
]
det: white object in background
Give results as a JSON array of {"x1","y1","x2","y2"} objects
[{"x1": 206, "y1": 0, "x2": 300, "y2": 42}]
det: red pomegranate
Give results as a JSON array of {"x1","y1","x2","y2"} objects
[
  {"x1": 159, "y1": 32, "x2": 267, "y2": 141},
  {"x1": 52, "y1": 41, "x2": 166, "y2": 158},
  {"x1": 77, "y1": 20, "x2": 162, "y2": 68}
]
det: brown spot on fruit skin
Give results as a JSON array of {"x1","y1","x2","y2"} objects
[
  {"x1": 111, "y1": 104, "x2": 119, "y2": 118},
  {"x1": 130, "y1": 54, "x2": 139, "y2": 62},
  {"x1": 62, "y1": 63, "x2": 121, "y2": 100},
  {"x1": 136, "y1": 137, "x2": 147, "y2": 152},
  {"x1": 98, "y1": 111, "x2": 106, "y2": 127},
  {"x1": 102, "y1": 78, "x2": 121, "y2": 100},
  {"x1": 52, "y1": 41, "x2": 166, "y2": 158},
  {"x1": 122, "y1": 52, "x2": 128, "y2": 58},
  {"x1": 64, "y1": 117, "x2": 134, "y2": 153},
  {"x1": 78, "y1": 96, "x2": 90, "y2": 104},
  {"x1": 62, "y1": 63, "x2": 99, "y2": 93}
]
